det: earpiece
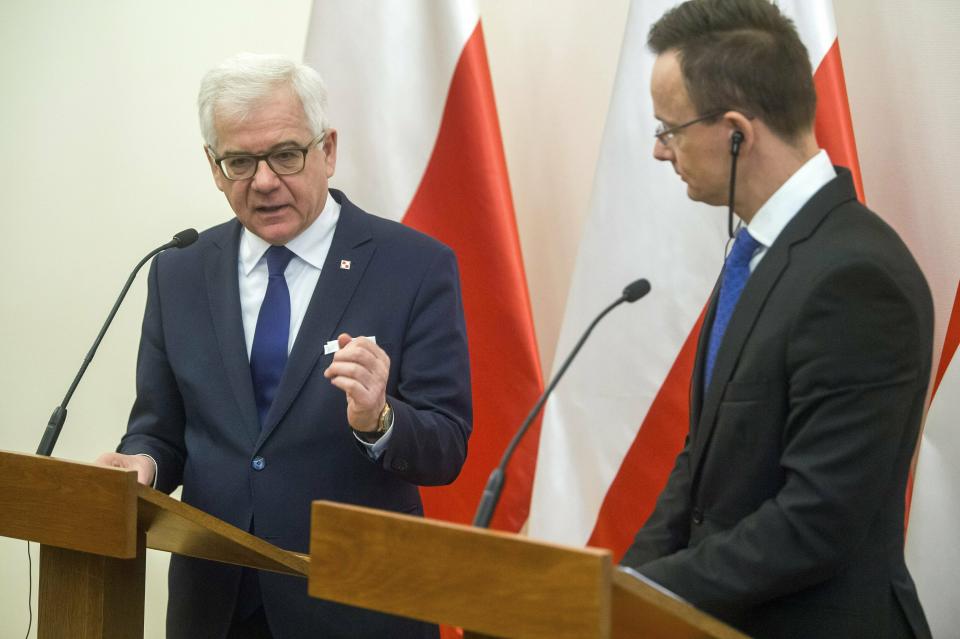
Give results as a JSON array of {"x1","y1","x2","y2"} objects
[
  {"x1": 727, "y1": 130, "x2": 745, "y2": 240},
  {"x1": 730, "y1": 131, "x2": 744, "y2": 157}
]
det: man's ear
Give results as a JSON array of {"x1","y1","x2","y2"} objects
[
  {"x1": 321, "y1": 128, "x2": 338, "y2": 178},
  {"x1": 204, "y1": 145, "x2": 227, "y2": 193}
]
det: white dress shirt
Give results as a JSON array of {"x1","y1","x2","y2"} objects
[
  {"x1": 745, "y1": 149, "x2": 837, "y2": 271},
  {"x1": 238, "y1": 194, "x2": 340, "y2": 357}
]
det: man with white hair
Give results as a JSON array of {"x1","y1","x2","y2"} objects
[{"x1": 96, "y1": 53, "x2": 471, "y2": 639}]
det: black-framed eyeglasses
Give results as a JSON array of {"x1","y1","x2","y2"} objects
[
  {"x1": 208, "y1": 133, "x2": 326, "y2": 181},
  {"x1": 654, "y1": 110, "x2": 726, "y2": 146}
]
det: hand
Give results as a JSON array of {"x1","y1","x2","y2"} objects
[
  {"x1": 323, "y1": 333, "x2": 389, "y2": 432},
  {"x1": 94, "y1": 452, "x2": 156, "y2": 486}
]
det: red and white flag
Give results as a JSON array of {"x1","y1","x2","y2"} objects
[
  {"x1": 528, "y1": 1, "x2": 959, "y2": 629},
  {"x1": 528, "y1": 0, "x2": 866, "y2": 555},
  {"x1": 304, "y1": 1, "x2": 543, "y2": 532}
]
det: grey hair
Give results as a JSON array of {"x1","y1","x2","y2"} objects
[{"x1": 197, "y1": 52, "x2": 329, "y2": 150}]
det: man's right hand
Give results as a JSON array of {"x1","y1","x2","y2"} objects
[{"x1": 94, "y1": 452, "x2": 156, "y2": 487}]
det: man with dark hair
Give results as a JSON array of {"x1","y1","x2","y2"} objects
[{"x1": 620, "y1": 1, "x2": 933, "y2": 637}]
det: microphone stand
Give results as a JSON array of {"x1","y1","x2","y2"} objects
[
  {"x1": 472, "y1": 279, "x2": 651, "y2": 528},
  {"x1": 36, "y1": 229, "x2": 198, "y2": 457}
]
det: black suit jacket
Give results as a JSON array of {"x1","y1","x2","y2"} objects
[
  {"x1": 119, "y1": 190, "x2": 471, "y2": 639},
  {"x1": 621, "y1": 169, "x2": 933, "y2": 639}
]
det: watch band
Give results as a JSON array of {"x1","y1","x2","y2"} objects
[{"x1": 354, "y1": 402, "x2": 392, "y2": 444}]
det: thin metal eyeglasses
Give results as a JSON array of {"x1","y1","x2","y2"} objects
[
  {"x1": 654, "y1": 110, "x2": 726, "y2": 146},
  {"x1": 208, "y1": 133, "x2": 326, "y2": 181}
]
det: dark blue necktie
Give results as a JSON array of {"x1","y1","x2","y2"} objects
[
  {"x1": 704, "y1": 228, "x2": 761, "y2": 391},
  {"x1": 250, "y1": 245, "x2": 295, "y2": 427}
]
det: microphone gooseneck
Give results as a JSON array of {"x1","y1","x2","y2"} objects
[
  {"x1": 472, "y1": 278, "x2": 652, "y2": 528},
  {"x1": 36, "y1": 228, "x2": 199, "y2": 457}
]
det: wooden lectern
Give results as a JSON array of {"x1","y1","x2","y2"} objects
[
  {"x1": 0, "y1": 448, "x2": 747, "y2": 638},
  {"x1": 0, "y1": 450, "x2": 308, "y2": 638},
  {"x1": 308, "y1": 500, "x2": 748, "y2": 639}
]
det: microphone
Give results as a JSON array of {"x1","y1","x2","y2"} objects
[
  {"x1": 36, "y1": 229, "x2": 199, "y2": 457},
  {"x1": 622, "y1": 278, "x2": 652, "y2": 303},
  {"x1": 171, "y1": 228, "x2": 199, "y2": 248},
  {"x1": 472, "y1": 277, "x2": 652, "y2": 528}
]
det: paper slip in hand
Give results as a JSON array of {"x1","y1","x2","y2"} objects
[{"x1": 324, "y1": 336, "x2": 377, "y2": 355}]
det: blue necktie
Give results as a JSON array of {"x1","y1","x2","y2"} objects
[
  {"x1": 250, "y1": 245, "x2": 295, "y2": 427},
  {"x1": 704, "y1": 228, "x2": 761, "y2": 390}
]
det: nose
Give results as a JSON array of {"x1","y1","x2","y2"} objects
[
  {"x1": 251, "y1": 158, "x2": 280, "y2": 191},
  {"x1": 653, "y1": 137, "x2": 673, "y2": 162}
]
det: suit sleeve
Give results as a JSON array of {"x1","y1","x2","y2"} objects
[
  {"x1": 117, "y1": 257, "x2": 187, "y2": 494},
  {"x1": 636, "y1": 260, "x2": 928, "y2": 614},
  {"x1": 621, "y1": 436, "x2": 694, "y2": 567},
  {"x1": 377, "y1": 245, "x2": 472, "y2": 486}
]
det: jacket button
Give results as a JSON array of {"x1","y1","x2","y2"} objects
[
  {"x1": 251, "y1": 456, "x2": 266, "y2": 471},
  {"x1": 392, "y1": 459, "x2": 409, "y2": 472},
  {"x1": 692, "y1": 508, "x2": 704, "y2": 525}
]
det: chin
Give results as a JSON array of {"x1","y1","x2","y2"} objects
[
  {"x1": 685, "y1": 185, "x2": 705, "y2": 203},
  {"x1": 686, "y1": 186, "x2": 725, "y2": 207}
]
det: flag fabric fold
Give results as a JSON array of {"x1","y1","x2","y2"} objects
[
  {"x1": 906, "y1": 285, "x2": 960, "y2": 638},
  {"x1": 529, "y1": 0, "x2": 726, "y2": 550},
  {"x1": 529, "y1": 1, "x2": 958, "y2": 627},
  {"x1": 304, "y1": 2, "x2": 958, "y2": 629},
  {"x1": 304, "y1": 0, "x2": 543, "y2": 531},
  {"x1": 528, "y1": 0, "x2": 869, "y2": 559}
]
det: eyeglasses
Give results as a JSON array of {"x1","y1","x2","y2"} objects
[
  {"x1": 654, "y1": 110, "x2": 726, "y2": 146},
  {"x1": 208, "y1": 133, "x2": 326, "y2": 181}
]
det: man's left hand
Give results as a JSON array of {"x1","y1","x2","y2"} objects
[{"x1": 323, "y1": 333, "x2": 389, "y2": 432}]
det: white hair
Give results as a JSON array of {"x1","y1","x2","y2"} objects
[{"x1": 197, "y1": 52, "x2": 329, "y2": 150}]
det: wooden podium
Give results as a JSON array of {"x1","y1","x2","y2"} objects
[
  {"x1": 0, "y1": 448, "x2": 747, "y2": 638},
  {"x1": 0, "y1": 449, "x2": 308, "y2": 638},
  {"x1": 308, "y1": 500, "x2": 748, "y2": 639}
]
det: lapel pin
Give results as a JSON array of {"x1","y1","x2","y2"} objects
[{"x1": 340, "y1": 260, "x2": 351, "y2": 270}]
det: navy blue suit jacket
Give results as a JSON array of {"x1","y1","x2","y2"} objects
[{"x1": 119, "y1": 190, "x2": 471, "y2": 638}]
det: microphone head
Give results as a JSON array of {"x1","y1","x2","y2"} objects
[
  {"x1": 172, "y1": 228, "x2": 199, "y2": 248},
  {"x1": 622, "y1": 278, "x2": 651, "y2": 303}
]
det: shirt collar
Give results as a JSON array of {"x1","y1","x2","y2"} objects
[
  {"x1": 746, "y1": 149, "x2": 836, "y2": 249},
  {"x1": 239, "y1": 191, "x2": 341, "y2": 275}
]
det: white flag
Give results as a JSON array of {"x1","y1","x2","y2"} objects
[
  {"x1": 529, "y1": 0, "x2": 869, "y2": 555},
  {"x1": 304, "y1": 1, "x2": 543, "y2": 531}
]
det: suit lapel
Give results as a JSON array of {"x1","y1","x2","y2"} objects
[
  {"x1": 204, "y1": 221, "x2": 261, "y2": 446},
  {"x1": 689, "y1": 170, "x2": 859, "y2": 482},
  {"x1": 258, "y1": 193, "x2": 375, "y2": 443},
  {"x1": 689, "y1": 281, "x2": 720, "y2": 431}
]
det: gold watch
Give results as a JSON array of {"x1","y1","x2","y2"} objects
[
  {"x1": 355, "y1": 402, "x2": 392, "y2": 443},
  {"x1": 376, "y1": 402, "x2": 393, "y2": 434}
]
